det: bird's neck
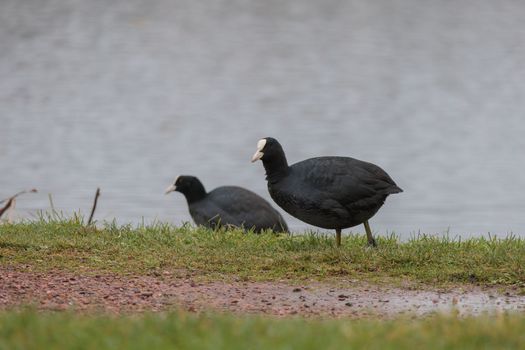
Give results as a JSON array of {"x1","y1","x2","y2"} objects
[
  {"x1": 263, "y1": 156, "x2": 289, "y2": 184},
  {"x1": 183, "y1": 186, "x2": 207, "y2": 204}
]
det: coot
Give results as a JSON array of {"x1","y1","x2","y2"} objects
[
  {"x1": 251, "y1": 138, "x2": 402, "y2": 246},
  {"x1": 165, "y1": 175, "x2": 288, "y2": 233}
]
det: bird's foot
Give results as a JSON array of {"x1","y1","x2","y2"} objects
[{"x1": 367, "y1": 237, "x2": 377, "y2": 248}]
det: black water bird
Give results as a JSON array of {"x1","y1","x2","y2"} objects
[
  {"x1": 165, "y1": 175, "x2": 288, "y2": 233},
  {"x1": 251, "y1": 137, "x2": 402, "y2": 246}
]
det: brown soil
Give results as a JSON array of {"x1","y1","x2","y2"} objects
[{"x1": 1, "y1": 265, "x2": 524, "y2": 318}]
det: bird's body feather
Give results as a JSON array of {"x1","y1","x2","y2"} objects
[
  {"x1": 267, "y1": 156, "x2": 402, "y2": 229},
  {"x1": 188, "y1": 186, "x2": 288, "y2": 232}
]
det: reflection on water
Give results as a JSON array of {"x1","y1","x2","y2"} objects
[{"x1": 1, "y1": 0, "x2": 525, "y2": 237}]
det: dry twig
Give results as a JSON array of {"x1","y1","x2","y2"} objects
[
  {"x1": 0, "y1": 189, "x2": 38, "y2": 220},
  {"x1": 87, "y1": 188, "x2": 101, "y2": 226}
]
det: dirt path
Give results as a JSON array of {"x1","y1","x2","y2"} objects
[{"x1": 1, "y1": 266, "x2": 524, "y2": 318}]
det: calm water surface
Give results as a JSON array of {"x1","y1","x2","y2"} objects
[{"x1": 1, "y1": 0, "x2": 525, "y2": 238}]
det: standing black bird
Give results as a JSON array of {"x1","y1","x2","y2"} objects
[
  {"x1": 251, "y1": 137, "x2": 402, "y2": 246},
  {"x1": 165, "y1": 175, "x2": 288, "y2": 233}
]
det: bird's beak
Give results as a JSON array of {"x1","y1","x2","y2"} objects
[
  {"x1": 251, "y1": 150, "x2": 263, "y2": 163},
  {"x1": 251, "y1": 139, "x2": 266, "y2": 162},
  {"x1": 164, "y1": 184, "x2": 177, "y2": 195}
]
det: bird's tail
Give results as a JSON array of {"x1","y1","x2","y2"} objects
[{"x1": 388, "y1": 185, "x2": 403, "y2": 194}]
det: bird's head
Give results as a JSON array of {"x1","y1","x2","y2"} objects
[
  {"x1": 251, "y1": 137, "x2": 283, "y2": 163},
  {"x1": 165, "y1": 175, "x2": 206, "y2": 201},
  {"x1": 251, "y1": 137, "x2": 289, "y2": 181}
]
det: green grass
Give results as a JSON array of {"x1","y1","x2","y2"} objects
[
  {"x1": 0, "y1": 219, "x2": 524, "y2": 286},
  {"x1": 0, "y1": 309, "x2": 524, "y2": 350}
]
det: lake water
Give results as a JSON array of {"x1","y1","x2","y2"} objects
[{"x1": 1, "y1": 0, "x2": 525, "y2": 238}]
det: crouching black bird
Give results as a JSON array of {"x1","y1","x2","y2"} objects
[
  {"x1": 251, "y1": 138, "x2": 402, "y2": 246},
  {"x1": 165, "y1": 175, "x2": 288, "y2": 233}
]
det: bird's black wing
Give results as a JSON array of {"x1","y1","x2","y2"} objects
[
  {"x1": 203, "y1": 186, "x2": 287, "y2": 232},
  {"x1": 290, "y1": 157, "x2": 401, "y2": 211}
]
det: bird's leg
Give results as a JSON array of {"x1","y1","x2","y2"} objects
[
  {"x1": 363, "y1": 221, "x2": 377, "y2": 247},
  {"x1": 335, "y1": 228, "x2": 342, "y2": 247}
]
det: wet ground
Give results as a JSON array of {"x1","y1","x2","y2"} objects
[{"x1": 1, "y1": 266, "x2": 524, "y2": 318}]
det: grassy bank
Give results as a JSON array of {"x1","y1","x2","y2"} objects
[
  {"x1": 0, "y1": 309, "x2": 524, "y2": 350},
  {"x1": 0, "y1": 219, "x2": 524, "y2": 287}
]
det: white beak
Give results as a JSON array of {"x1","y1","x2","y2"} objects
[
  {"x1": 251, "y1": 151, "x2": 263, "y2": 162},
  {"x1": 251, "y1": 138, "x2": 266, "y2": 162},
  {"x1": 165, "y1": 184, "x2": 177, "y2": 194}
]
